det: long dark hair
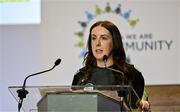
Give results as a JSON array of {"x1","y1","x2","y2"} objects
[{"x1": 84, "y1": 20, "x2": 128, "y2": 73}]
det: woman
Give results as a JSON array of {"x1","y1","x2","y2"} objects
[{"x1": 72, "y1": 20, "x2": 150, "y2": 111}]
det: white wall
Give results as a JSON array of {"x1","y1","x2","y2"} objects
[
  {"x1": 0, "y1": 25, "x2": 41, "y2": 111},
  {"x1": 0, "y1": 26, "x2": 2, "y2": 111}
]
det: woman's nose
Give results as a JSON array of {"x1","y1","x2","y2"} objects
[{"x1": 96, "y1": 38, "x2": 101, "y2": 46}]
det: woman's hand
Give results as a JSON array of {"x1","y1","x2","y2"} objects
[{"x1": 138, "y1": 100, "x2": 151, "y2": 112}]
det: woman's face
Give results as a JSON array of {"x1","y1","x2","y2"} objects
[{"x1": 91, "y1": 25, "x2": 113, "y2": 62}]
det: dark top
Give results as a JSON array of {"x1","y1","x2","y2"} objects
[{"x1": 72, "y1": 64, "x2": 144, "y2": 108}]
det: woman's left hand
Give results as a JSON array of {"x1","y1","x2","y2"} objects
[{"x1": 139, "y1": 100, "x2": 151, "y2": 112}]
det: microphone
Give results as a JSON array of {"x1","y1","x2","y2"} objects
[
  {"x1": 103, "y1": 55, "x2": 108, "y2": 68},
  {"x1": 16, "y1": 58, "x2": 61, "y2": 112},
  {"x1": 103, "y1": 55, "x2": 126, "y2": 101}
]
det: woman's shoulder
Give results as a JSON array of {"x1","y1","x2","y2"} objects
[
  {"x1": 72, "y1": 66, "x2": 87, "y2": 85},
  {"x1": 125, "y1": 63, "x2": 144, "y2": 81},
  {"x1": 126, "y1": 63, "x2": 141, "y2": 74},
  {"x1": 74, "y1": 66, "x2": 87, "y2": 77}
]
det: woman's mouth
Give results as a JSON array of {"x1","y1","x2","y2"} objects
[{"x1": 96, "y1": 49, "x2": 103, "y2": 54}]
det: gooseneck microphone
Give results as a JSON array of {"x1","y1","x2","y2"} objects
[
  {"x1": 17, "y1": 59, "x2": 61, "y2": 112},
  {"x1": 103, "y1": 55, "x2": 134, "y2": 111},
  {"x1": 103, "y1": 55, "x2": 126, "y2": 107}
]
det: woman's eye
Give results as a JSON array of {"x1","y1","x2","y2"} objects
[
  {"x1": 102, "y1": 36, "x2": 108, "y2": 40},
  {"x1": 91, "y1": 37, "x2": 96, "y2": 40}
]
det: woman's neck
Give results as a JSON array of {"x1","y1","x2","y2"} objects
[{"x1": 96, "y1": 57, "x2": 114, "y2": 68}]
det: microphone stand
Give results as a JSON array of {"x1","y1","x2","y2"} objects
[
  {"x1": 103, "y1": 55, "x2": 126, "y2": 111},
  {"x1": 16, "y1": 59, "x2": 61, "y2": 112}
]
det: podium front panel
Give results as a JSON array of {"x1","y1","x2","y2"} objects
[
  {"x1": 38, "y1": 92, "x2": 122, "y2": 112},
  {"x1": 38, "y1": 93, "x2": 97, "y2": 112}
]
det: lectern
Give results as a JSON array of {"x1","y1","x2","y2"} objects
[{"x1": 8, "y1": 85, "x2": 139, "y2": 112}]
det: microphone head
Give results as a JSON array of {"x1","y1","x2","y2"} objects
[
  {"x1": 103, "y1": 55, "x2": 108, "y2": 62},
  {"x1": 55, "y1": 58, "x2": 61, "y2": 66}
]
